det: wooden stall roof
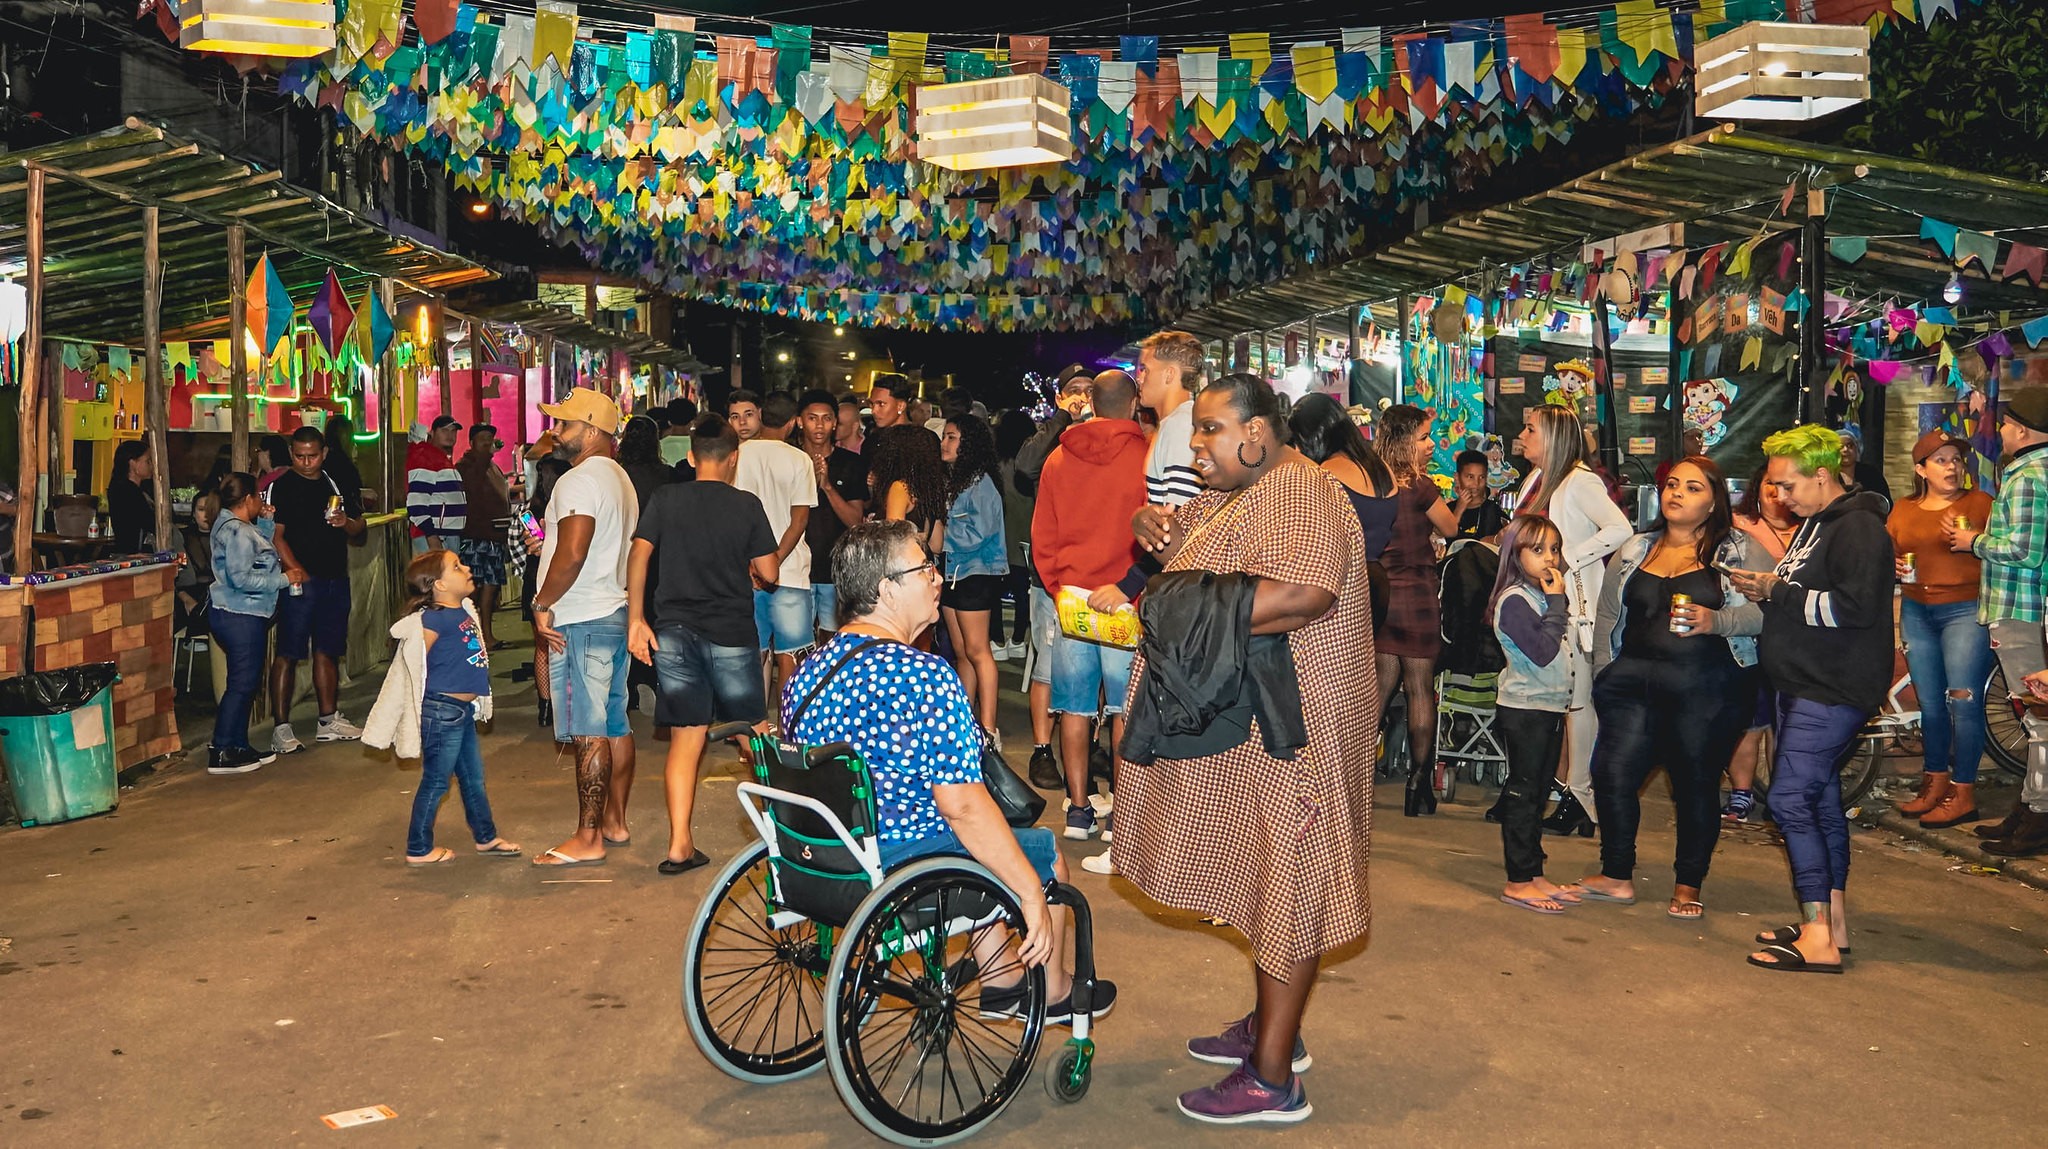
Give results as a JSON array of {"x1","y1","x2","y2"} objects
[
  {"x1": 459, "y1": 299, "x2": 709, "y2": 372},
  {"x1": 0, "y1": 117, "x2": 495, "y2": 346},
  {"x1": 1168, "y1": 125, "x2": 2048, "y2": 341}
]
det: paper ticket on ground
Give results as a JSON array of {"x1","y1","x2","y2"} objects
[{"x1": 321, "y1": 1105, "x2": 396, "y2": 1129}]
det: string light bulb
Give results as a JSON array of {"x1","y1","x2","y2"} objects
[{"x1": 1943, "y1": 273, "x2": 1963, "y2": 305}]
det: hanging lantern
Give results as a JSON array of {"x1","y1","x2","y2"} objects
[
  {"x1": 1694, "y1": 22, "x2": 1869, "y2": 122},
  {"x1": 915, "y1": 74, "x2": 1074, "y2": 172},
  {"x1": 180, "y1": 0, "x2": 336, "y2": 59}
]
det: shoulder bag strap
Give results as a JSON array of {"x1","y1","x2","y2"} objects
[{"x1": 787, "y1": 636, "x2": 885, "y2": 728}]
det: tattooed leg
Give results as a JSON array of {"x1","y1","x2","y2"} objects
[{"x1": 535, "y1": 737, "x2": 611, "y2": 865}]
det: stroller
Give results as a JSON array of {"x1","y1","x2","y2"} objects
[{"x1": 1432, "y1": 537, "x2": 1509, "y2": 801}]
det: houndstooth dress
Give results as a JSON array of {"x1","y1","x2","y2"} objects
[{"x1": 1112, "y1": 460, "x2": 1377, "y2": 980}]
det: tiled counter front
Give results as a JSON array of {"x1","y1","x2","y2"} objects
[{"x1": 2, "y1": 563, "x2": 181, "y2": 769}]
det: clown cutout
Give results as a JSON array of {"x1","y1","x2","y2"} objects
[{"x1": 1681, "y1": 378, "x2": 1738, "y2": 450}]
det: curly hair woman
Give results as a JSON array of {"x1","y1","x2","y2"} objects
[
  {"x1": 867, "y1": 423, "x2": 949, "y2": 543},
  {"x1": 939, "y1": 413, "x2": 1010, "y2": 735},
  {"x1": 1373, "y1": 404, "x2": 1460, "y2": 815}
]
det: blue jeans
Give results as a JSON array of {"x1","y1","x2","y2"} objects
[
  {"x1": 652, "y1": 625, "x2": 765, "y2": 728},
  {"x1": 1049, "y1": 630, "x2": 1137, "y2": 716},
  {"x1": 548, "y1": 608, "x2": 630, "y2": 740},
  {"x1": 1768, "y1": 695, "x2": 1865, "y2": 904},
  {"x1": 754, "y1": 585, "x2": 814, "y2": 654},
  {"x1": 407, "y1": 693, "x2": 498, "y2": 857},
  {"x1": 209, "y1": 606, "x2": 270, "y2": 751},
  {"x1": 1899, "y1": 597, "x2": 1995, "y2": 784},
  {"x1": 879, "y1": 826, "x2": 1061, "y2": 887}
]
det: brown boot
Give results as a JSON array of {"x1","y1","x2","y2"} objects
[
  {"x1": 1975, "y1": 805, "x2": 2026, "y2": 840},
  {"x1": 1982, "y1": 809, "x2": 2048, "y2": 858},
  {"x1": 1919, "y1": 783, "x2": 1980, "y2": 830},
  {"x1": 1896, "y1": 772, "x2": 1951, "y2": 817}
]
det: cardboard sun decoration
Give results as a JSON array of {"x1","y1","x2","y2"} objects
[
  {"x1": 180, "y1": 0, "x2": 336, "y2": 59},
  {"x1": 915, "y1": 74, "x2": 1074, "y2": 171},
  {"x1": 1693, "y1": 21, "x2": 1870, "y2": 122}
]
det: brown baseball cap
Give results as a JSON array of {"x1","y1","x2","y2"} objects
[
  {"x1": 2003, "y1": 388, "x2": 2048, "y2": 434},
  {"x1": 539, "y1": 387, "x2": 622, "y2": 435},
  {"x1": 1911, "y1": 428, "x2": 1970, "y2": 464}
]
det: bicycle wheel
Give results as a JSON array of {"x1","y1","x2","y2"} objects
[
  {"x1": 1985, "y1": 662, "x2": 2027, "y2": 778},
  {"x1": 1749, "y1": 733, "x2": 1879, "y2": 815}
]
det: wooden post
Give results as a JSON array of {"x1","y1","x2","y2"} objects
[
  {"x1": 14, "y1": 167, "x2": 45, "y2": 574},
  {"x1": 1348, "y1": 306, "x2": 1365, "y2": 407},
  {"x1": 143, "y1": 205, "x2": 170, "y2": 551},
  {"x1": 1395, "y1": 294, "x2": 1410, "y2": 404},
  {"x1": 1590, "y1": 288, "x2": 1621, "y2": 476},
  {"x1": 227, "y1": 224, "x2": 250, "y2": 472},
  {"x1": 433, "y1": 297, "x2": 452, "y2": 412},
  {"x1": 1799, "y1": 187, "x2": 1830, "y2": 428},
  {"x1": 379, "y1": 281, "x2": 397, "y2": 515}
]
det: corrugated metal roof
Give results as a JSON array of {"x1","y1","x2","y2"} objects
[
  {"x1": 0, "y1": 117, "x2": 494, "y2": 345},
  {"x1": 1168, "y1": 126, "x2": 2048, "y2": 340}
]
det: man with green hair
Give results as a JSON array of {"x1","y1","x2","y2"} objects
[
  {"x1": 1947, "y1": 388, "x2": 2048, "y2": 857},
  {"x1": 1727, "y1": 423, "x2": 1893, "y2": 974}
]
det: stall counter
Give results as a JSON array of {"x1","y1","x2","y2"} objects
[{"x1": 0, "y1": 558, "x2": 181, "y2": 769}]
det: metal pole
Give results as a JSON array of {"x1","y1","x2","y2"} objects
[
  {"x1": 1799, "y1": 188, "x2": 1829, "y2": 428},
  {"x1": 143, "y1": 205, "x2": 171, "y2": 550},
  {"x1": 1590, "y1": 289, "x2": 1622, "y2": 475},
  {"x1": 433, "y1": 297, "x2": 452, "y2": 413},
  {"x1": 227, "y1": 224, "x2": 249, "y2": 472},
  {"x1": 14, "y1": 167, "x2": 45, "y2": 574},
  {"x1": 378, "y1": 280, "x2": 397, "y2": 515}
]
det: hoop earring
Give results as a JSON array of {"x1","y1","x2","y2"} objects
[{"x1": 1236, "y1": 441, "x2": 1268, "y2": 468}]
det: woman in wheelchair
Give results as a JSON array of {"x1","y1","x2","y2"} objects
[{"x1": 782, "y1": 518, "x2": 1117, "y2": 1021}]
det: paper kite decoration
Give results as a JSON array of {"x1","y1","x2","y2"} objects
[
  {"x1": 306, "y1": 269, "x2": 354, "y2": 358},
  {"x1": 244, "y1": 253, "x2": 293, "y2": 359},
  {"x1": 354, "y1": 284, "x2": 394, "y2": 364}
]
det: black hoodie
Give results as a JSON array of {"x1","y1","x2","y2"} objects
[{"x1": 1758, "y1": 488, "x2": 1895, "y2": 713}]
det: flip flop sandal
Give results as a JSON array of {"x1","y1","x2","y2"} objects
[
  {"x1": 1755, "y1": 924, "x2": 1851, "y2": 954},
  {"x1": 475, "y1": 841, "x2": 523, "y2": 857},
  {"x1": 532, "y1": 848, "x2": 606, "y2": 868},
  {"x1": 658, "y1": 849, "x2": 711, "y2": 876},
  {"x1": 604, "y1": 835, "x2": 632, "y2": 847},
  {"x1": 1668, "y1": 900, "x2": 1706, "y2": 920},
  {"x1": 1746, "y1": 943, "x2": 1843, "y2": 974},
  {"x1": 1576, "y1": 888, "x2": 1636, "y2": 905},
  {"x1": 406, "y1": 848, "x2": 456, "y2": 866},
  {"x1": 1547, "y1": 884, "x2": 1587, "y2": 903},
  {"x1": 1500, "y1": 893, "x2": 1567, "y2": 915}
]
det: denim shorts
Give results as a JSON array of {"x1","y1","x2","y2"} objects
[
  {"x1": 652, "y1": 624, "x2": 765, "y2": 728},
  {"x1": 549, "y1": 607, "x2": 630, "y2": 740},
  {"x1": 1029, "y1": 586, "x2": 1056, "y2": 686},
  {"x1": 273, "y1": 576, "x2": 350, "y2": 659},
  {"x1": 879, "y1": 826, "x2": 1060, "y2": 887},
  {"x1": 754, "y1": 585, "x2": 815, "y2": 654},
  {"x1": 1050, "y1": 630, "x2": 1137, "y2": 716},
  {"x1": 811, "y1": 583, "x2": 839, "y2": 633}
]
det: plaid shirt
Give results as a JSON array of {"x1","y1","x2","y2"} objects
[{"x1": 1973, "y1": 443, "x2": 2048, "y2": 624}]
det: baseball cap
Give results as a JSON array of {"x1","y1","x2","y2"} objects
[
  {"x1": 1911, "y1": 428, "x2": 1970, "y2": 464},
  {"x1": 2003, "y1": 388, "x2": 2048, "y2": 434},
  {"x1": 539, "y1": 387, "x2": 622, "y2": 435},
  {"x1": 430, "y1": 414, "x2": 462, "y2": 431}
]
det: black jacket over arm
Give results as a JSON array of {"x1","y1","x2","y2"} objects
[{"x1": 1119, "y1": 570, "x2": 1308, "y2": 765}]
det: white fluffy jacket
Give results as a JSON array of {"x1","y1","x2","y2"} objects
[{"x1": 363, "y1": 602, "x2": 494, "y2": 761}]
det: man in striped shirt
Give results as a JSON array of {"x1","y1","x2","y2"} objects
[{"x1": 406, "y1": 415, "x2": 468, "y2": 553}]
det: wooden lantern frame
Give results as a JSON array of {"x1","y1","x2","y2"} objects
[
  {"x1": 1695, "y1": 21, "x2": 1870, "y2": 122},
  {"x1": 916, "y1": 74, "x2": 1075, "y2": 172}
]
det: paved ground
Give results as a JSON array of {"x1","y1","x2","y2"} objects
[{"x1": 6, "y1": 634, "x2": 2048, "y2": 1147}]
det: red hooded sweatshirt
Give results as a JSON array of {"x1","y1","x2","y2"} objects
[{"x1": 1032, "y1": 418, "x2": 1150, "y2": 595}]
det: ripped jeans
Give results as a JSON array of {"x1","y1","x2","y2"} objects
[{"x1": 1902, "y1": 599, "x2": 1993, "y2": 783}]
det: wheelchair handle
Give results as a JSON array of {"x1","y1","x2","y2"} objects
[
  {"x1": 708, "y1": 721, "x2": 758, "y2": 743},
  {"x1": 806, "y1": 741, "x2": 857, "y2": 769}
]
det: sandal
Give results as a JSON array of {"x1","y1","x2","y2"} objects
[
  {"x1": 475, "y1": 839, "x2": 522, "y2": 857},
  {"x1": 1668, "y1": 900, "x2": 1705, "y2": 920},
  {"x1": 1746, "y1": 943, "x2": 1843, "y2": 974},
  {"x1": 532, "y1": 848, "x2": 606, "y2": 867},
  {"x1": 1754, "y1": 924, "x2": 1850, "y2": 955},
  {"x1": 406, "y1": 847, "x2": 455, "y2": 866},
  {"x1": 1575, "y1": 887, "x2": 1636, "y2": 905},
  {"x1": 657, "y1": 849, "x2": 711, "y2": 876},
  {"x1": 1500, "y1": 892, "x2": 1567, "y2": 914}
]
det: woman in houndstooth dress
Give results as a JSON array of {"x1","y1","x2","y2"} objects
[{"x1": 1113, "y1": 375, "x2": 1375, "y2": 1125}]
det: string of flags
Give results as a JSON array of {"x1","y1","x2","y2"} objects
[{"x1": 135, "y1": 0, "x2": 1983, "y2": 333}]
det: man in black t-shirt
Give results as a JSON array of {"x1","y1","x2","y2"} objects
[
  {"x1": 266, "y1": 425, "x2": 367, "y2": 755},
  {"x1": 797, "y1": 389, "x2": 868, "y2": 639},
  {"x1": 627, "y1": 414, "x2": 779, "y2": 874}
]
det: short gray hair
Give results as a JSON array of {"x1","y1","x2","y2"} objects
[{"x1": 833, "y1": 520, "x2": 922, "y2": 620}]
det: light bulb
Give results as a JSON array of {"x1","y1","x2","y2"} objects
[{"x1": 1943, "y1": 273, "x2": 1963, "y2": 305}]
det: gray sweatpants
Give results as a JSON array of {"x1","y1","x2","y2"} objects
[{"x1": 1988, "y1": 617, "x2": 2048, "y2": 813}]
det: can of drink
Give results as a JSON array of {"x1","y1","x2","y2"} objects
[
  {"x1": 1670, "y1": 592, "x2": 1693, "y2": 634},
  {"x1": 1955, "y1": 515, "x2": 1970, "y2": 532},
  {"x1": 327, "y1": 494, "x2": 344, "y2": 522},
  {"x1": 1902, "y1": 552, "x2": 1917, "y2": 584}
]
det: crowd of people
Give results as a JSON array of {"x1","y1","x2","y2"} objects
[{"x1": 173, "y1": 324, "x2": 2048, "y2": 1124}]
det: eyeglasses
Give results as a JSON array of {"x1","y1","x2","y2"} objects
[{"x1": 886, "y1": 559, "x2": 938, "y2": 582}]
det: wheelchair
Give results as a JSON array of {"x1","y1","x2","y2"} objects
[{"x1": 683, "y1": 721, "x2": 1103, "y2": 1146}]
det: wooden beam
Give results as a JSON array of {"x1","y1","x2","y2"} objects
[
  {"x1": 143, "y1": 205, "x2": 170, "y2": 551},
  {"x1": 14, "y1": 167, "x2": 44, "y2": 575},
  {"x1": 227, "y1": 224, "x2": 249, "y2": 473}
]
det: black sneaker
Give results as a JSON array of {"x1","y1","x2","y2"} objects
[
  {"x1": 1088, "y1": 740, "x2": 1114, "y2": 784},
  {"x1": 207, "y1": 746, "x2": 274, "y2": 775},
  {"x1": 1047, "y1": 978, "x2": 1117, "y2": 1025},
  {"x1": 1028, "y1": 744, "x2": 1062, "y2": 791}
]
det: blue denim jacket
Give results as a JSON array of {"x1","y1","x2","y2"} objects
[
  {"x1": 1495, "y1": 584, "x2": 1575, "y2": 712},
  {"x1": 943, "y1": 473, "x2": 1010, "y2": 582},
  {"x1": 208, "y1": 514, "x2": 288, "y2": 617},
  {"x1": 1593, "y1": 530, "x2": 1766, "y2": 673}
]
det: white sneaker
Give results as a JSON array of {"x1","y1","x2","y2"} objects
[
  {"x1": 1080, "y1": 850, "x2": 1116, "y2": 875},
  {"x1": 993, "y1": 642, "x2": 1012, "y2": 662},
  {"x1": 315, "y1": 713, "x2": 364, "y2": 742},
  {"x1": 272, "y1": 724, "x2": 305, "y2": 755},
  {"x1": 987, "y1": 727, "x2": 1004, "y2": 755},
  {"x1": 1087, "y1": 793, "x2": 1114, "y2": 842}
]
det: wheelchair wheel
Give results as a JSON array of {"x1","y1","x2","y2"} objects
[
  {"x1": 824, "y1": 857, "x2": 1048, "y2": 1147},
  {"x1": 682, "y1": 841, "x2": 829, "y2": 1083}
]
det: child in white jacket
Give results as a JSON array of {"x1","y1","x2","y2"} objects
[{"x1": 366, "y1": 550, "x2": 519, "y2": 865}]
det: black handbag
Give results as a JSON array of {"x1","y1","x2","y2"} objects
[{"x1": 793, "y1": 638, "x2": 1044, "y2": 829}]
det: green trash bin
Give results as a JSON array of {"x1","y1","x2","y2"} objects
[{"x1": 0, "y1": 663, "x2": 121, "y2": 827}]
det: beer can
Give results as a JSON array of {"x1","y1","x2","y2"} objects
[
  {"x1": 327, "y1": 494, "x2": 344, "y2": 516},
  {"x1": 1670, "y1": 592, "x2": 1693, "y2": 634},
  {"x1": 1955, "y1": 515, "x2": 1970, "y2": 532},
  {"x1": 1902, "y1": 552, "x2": 1917, "y2": 584}
]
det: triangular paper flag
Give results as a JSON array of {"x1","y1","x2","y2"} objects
[{"x1": 307, "y1": 269, "x2": 354, "y2": 356}]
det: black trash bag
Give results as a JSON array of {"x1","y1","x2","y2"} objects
[{"x1": 0, "y1": 663, "x2": 120, "y2": 717}]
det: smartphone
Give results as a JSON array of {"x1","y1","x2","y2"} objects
[
  {"x1": 517, "y1": 509, "x2": 545, "y2": 544},
  {"x1": 1712, "y1": 561, "x2": 1739, "y2": 575}
]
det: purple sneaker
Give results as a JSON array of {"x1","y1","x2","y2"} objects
[
  {"x1": 1176, "y1": 1065, "x2": 1312, "y2": 1125},
  {"x1": 1186, "y1": 1012, "x2": 1313, "y2": 1073}
]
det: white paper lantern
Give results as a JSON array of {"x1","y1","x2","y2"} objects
[
  {"x1": 1695, "y1": 21, "x2": 1869, "y2": 122},
  {"x1": 916, "y1": 74, "x2": 1074, "y2": 172},
  {"x1": 180, "y1": 0, "x2": 336, "y2": 59}
]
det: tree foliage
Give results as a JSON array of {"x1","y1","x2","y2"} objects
[{"x1": 1841, "y1": 0, "x2": 2048, "y2": 181}]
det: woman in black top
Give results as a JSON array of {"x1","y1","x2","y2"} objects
[
  {"x1": 1288, "y1": 394, "x2": 1396, "y2": 632},
  {"x1": 106, "y1": 439, "x2": 156, "y2": 553}
]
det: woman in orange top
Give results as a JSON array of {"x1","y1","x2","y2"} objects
[{"x1": 1887, "y1": 429, "x2": 1996, "y2": 829}]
